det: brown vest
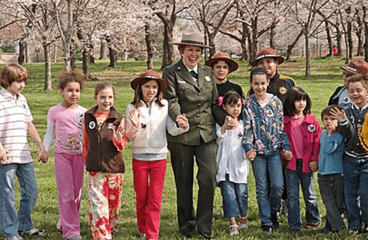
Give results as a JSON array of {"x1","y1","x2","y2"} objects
[{"x1": 84, "y1": 106, "x2": 125, "y2": 173}]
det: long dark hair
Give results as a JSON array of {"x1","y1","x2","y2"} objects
[
  {"x1": 283, "y1": 86, "x2": 312, "y2": 117},
  {"x1": 131, "y1": 79, "x2": 164, "y2": 108}
]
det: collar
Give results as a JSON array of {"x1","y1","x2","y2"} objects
[
  {"x1": 284, "y1": 114, "x2": 315, "y2": 124},
  {"x1": 86, "y1": 105, "x2": 119, "y2": 119},
  {"x1": 182, "y1": 61, "x2": 198, "y2": 74},
  {"x1": 351, "y1": 101, "x2": 368, "y2": 111},
  {"x1": 0, "y1": 88, "x2": 19, "y2": 100}
]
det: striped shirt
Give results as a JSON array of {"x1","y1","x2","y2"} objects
[{"x1": 0, "y1": 88, "x2": 33, "y2": 164}]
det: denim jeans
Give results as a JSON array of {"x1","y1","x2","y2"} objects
[
  {"x1": 0, "y1": 162, "x2": 38, "y2": 237},
  {"x1": 219, "y1": 174, "x2": 248, "y2": 218},
  {"x1": 343, "y1": 155, "x2": 368, "y2": 230},
  {"x1": 318, "y1": 174, "x2": 345, "y2": 231},
  {"x1": 284, "y1": 160, "x2": 320, "y2": 230},
  {"x1": 251, "y1": 150, "x2": 283, "y2": 227}
]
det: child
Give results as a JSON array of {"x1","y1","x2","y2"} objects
[
  {"x1": 205, "y1": 52, "x2": 245, "y2": 126},
  {"x1": 215, "y1": 91, "x2": 249, "y2": 236},
  {"x1": 330, "y1": 73, "x2": 368, "y2": 234},
  {"x1": 82, "y1": 82, "x2": 127, "y2": 240},
  {"x1": 0, "y1": 63, "x2": 47, "y2": 240},
  {"x1": 249, "y1": 47, "x2": 296, "y2": 104},
  {"x1": 283, "y1": 87, "x2": 321, "y2": 232},
  {"x1": 318, "y1": 105, "x2": 345, "y2": 233},
  {"x1": 125, "y1": 70, "x2": 189, "y2": 240},
  {"x1": 42, "y1": 71, "x2": 87, "y2": 240},
  {"x1": 243, "y1": 67, "x2": 292, "y2": 233},
  {"x1": 328, "y1": 59, "x2": 368, "y2": 105}
]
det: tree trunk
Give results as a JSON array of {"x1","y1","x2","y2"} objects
[
  {"x1": 324, "y1": 20, "x2": 333, "y2": 57},
  {"x1": 336, "y1": 25, "x2": 342, "y2": 56},
  {"x1": 347, "y1": 20, "x2": 353, "y2": 59},
  {"x1": 82, "y1": 49, "x2": 90, "y2": 79},
  {"x1": 208, "y1": 33, "x2": 216, "y2": 59},
  {"x1": 305, "y1": 31, "x2": 311, "y2": 77},
  {"x1": 286, "y1": 29, "x2": 303, "y2": 61},
  {"x1": 269, "y1": 21, "x2": 277, "y2": 49},
  {"x1": 18, "y1": 40, "x2": 25, "y2": 65},
  {"x1": 43, "y1": 43, "x2": 52, "y2": 90},
  {"x1": 145, "y1": 23, "x2": 154, "y2": 69},
  {"x1": 108, "y1": 47, "x2": 117, "y2": 67},
  {"x1": 160, "y1": 21, "x2": 174, "y2": 70},
  {"x1": 25, "y1": 43, "x2": 30, "y2": 63},
  {"x1": 363, "y1": 6, "x2": 368, "y2": 61},
  {"x1": 100, "y1": 39, "x2": 107, "y2": 59},
  {"x1": 70, "y1": 45, "x2": 77, "y2": 70},
  {"x1": 249, "y1": 17, "x2": 258, "y2": 64}
]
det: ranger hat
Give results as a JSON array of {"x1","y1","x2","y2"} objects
[
  {"x1": 251, "y1": 47, "x2": 285, "y2": 66},
  {"x1": 131, "y1": 69, "x2": 167, "y2": 90},
  {"x1": 174, "y1": 29, "x2": 211, "y2": 48},
  {"x1": 205, "y1": 52, "x2": 239, "y2": 73},
  {"x1": 340, "y1": 59, "x2": 368, "y2": 75}
]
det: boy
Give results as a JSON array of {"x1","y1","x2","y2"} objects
[
  {"x1": 330, "y1": 74, "x2": 368, "y2": 234},
  {"x1": 328, "y1": 59, "x2": 368, "y2": 105},
  {"x1": 318, "y1": 105, "x2": 345, "y2": 233},
  {"x1": 206, "y1": 52, "x2": 245, "y2": 126},
  {"x1": 0, "y1": 63, "x2": 47, "y2": 240},
  {"x1": 249, "y1": 47, "x2": 296, "y2": 104}
]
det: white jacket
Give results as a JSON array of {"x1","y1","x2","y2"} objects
[
  {"x1": 216, "y1": 120, "x2": 249, "y2": 184},
  {"x1": 125, "y1": 99, "x2": 188, "y2": 155}
]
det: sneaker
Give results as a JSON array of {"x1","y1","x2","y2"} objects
[
  {"x1": 4, "y1": 234, "x2": 23, "y2": 240},
  {"x1": 229, "y1": 225, "x2": 239, "y2": 236},
  {"x1": 139, "y1": 232, "x2": 146, "y2": 239},
  {"x1": 238, "y1": 214, "x2": 249, "y2": 229},
  {"x1": 19, "y1": 228, "x2": 46, "y2": 236},
  {"x1": 261, "y1": 225, "x2": 272, "y2": 233},
  {"x1": 349, "y1": 229, "x2": 360, "y2": 234},
  {"x1": 305, "y1": 222, "x2": 320, "y2": 230},
  {"x1": 64, "y1": 236, "x2": 82, "y2": 240},
  {"x1": 363, "y1": 224, "x2": 368, "y2": 233}
]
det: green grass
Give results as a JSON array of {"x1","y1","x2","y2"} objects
[{"x1": 0, "y1": 57, "x2": 365, "y2": 240}]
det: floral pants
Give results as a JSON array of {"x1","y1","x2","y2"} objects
[{"x1": 87, "y1": 171, "x2": 123, "y2": 240}]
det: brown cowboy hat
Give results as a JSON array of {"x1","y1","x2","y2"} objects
[
  {"x1": 174, "y1": 29, "x2": 211, "y2": 48},
  {"x1": 340, "y1": 59, "x2": 368, "y2": 75},
  {"x1": 205, "y1": 52, "x2": 239, "y2": 73},
  {"x1": 250, "y1": 47, "x2": 285, "y2": 66},
  {"x1": 131, "y1": 69, "x2": 167, "y2": 90}
]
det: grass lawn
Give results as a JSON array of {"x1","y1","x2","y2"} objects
[{"x1": 0, "y1": 56, "x2": 364, "y2": 240}]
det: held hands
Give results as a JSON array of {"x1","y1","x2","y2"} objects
[
  {"x1": 309, "y1": 161, "x2": 318, "y2": 172},
  {"x1": 246, "y1": 149, "x2": 256, "y2": 161},
  {"x1": 329, "y1": 107, "x2": 347, "y2": 122},
  {"x1": 0, "y1": 144, "x2": 8, "y2": 163},
  {"x1": 38, "y1": 146, "x2": 48, "y2": 163},
  {"x1": 283, "y1": 150, "x2": 293, "y2": 161},
  {"x1": 176, "y1": 114, "x2": 189, "y2": 130}
]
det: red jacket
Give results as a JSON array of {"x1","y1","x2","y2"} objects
[{"x1": 283, "y1": 114, "x2": 321, "y2": 172}]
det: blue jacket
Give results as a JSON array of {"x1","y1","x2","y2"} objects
[
  {"x1": 243, "y1": 94, "x2": 290, "y2": 156},
  {"x1": 318, "y1": 131, "x2": 344, "y2": 175}
]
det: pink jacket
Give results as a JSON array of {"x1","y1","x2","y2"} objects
[{"x1": 283, "y1": 114, "x2": 321, "y2": 172}]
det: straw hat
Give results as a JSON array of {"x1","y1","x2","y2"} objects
[
  {"x1": 205, "y1": 52, "x2": 239, "y2": 73},
  {"x1": 250, "y1": 47, "x2": 285, "y2": 66},
  {"x1": 174, "y1": 29, "x2": 211, "y2": 48},
  {"x1": 131, "y1": 69, "x2": 167, "y2": 90},
  {"x1": 340, "y1": 59, "x2": 368, "y2": 75}
]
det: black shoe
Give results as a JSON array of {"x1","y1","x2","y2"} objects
[
  {"x1": 321, "y1": 227, "x2": 331, "y2": 234},
  {"x1": 271, "y1": 214, "x2": 280, "y2": 229},
  {"x1": 198, "y1": 232, "x2": 213, "y2": 239},
  {"x1": 261, "y1": 225, "x2": 272, "y2": 233},
  {"x1": 363, "y1": 224, "x2": 368, "y2": 233},
  {"x1": 289, "y1": 228, "x2": 301, "y2": 233},
  {"x1": 181, "y1": 229, "x2": 196, "y2": 238}
]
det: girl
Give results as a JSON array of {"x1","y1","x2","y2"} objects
[
  {"x1": 283, "y1": 86, "x2": 321, "y2": 232},
  {"x1": 82, "y1": 82, "x2": 127, "y2": 240},
  {"x1": 125, "y1": 70, "x2": 189, "y2": 240},
  {"x1": 243, "y1": 67, "x2": 292, "y2": 233},
  {"x1": 43, "y1": 71, "x2": 86, "y2": 240},
  {"x1": 215, "y1": 91, "x2": 249, "y2": 236}
]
